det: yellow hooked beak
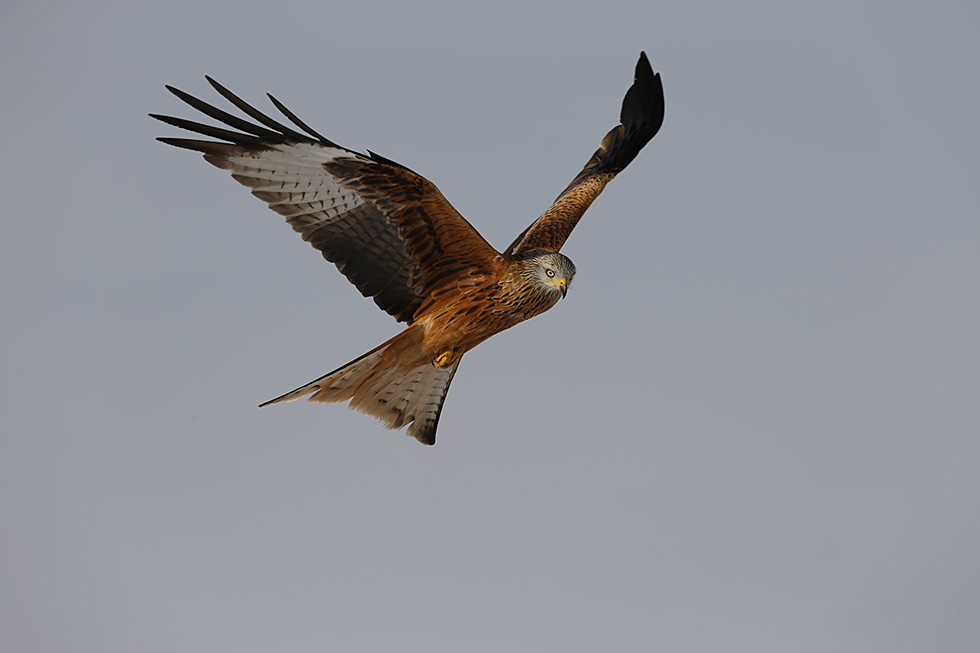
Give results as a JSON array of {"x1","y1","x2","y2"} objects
[{"x1": 553, "y1": 276, "x2": 568, "y2": 298}]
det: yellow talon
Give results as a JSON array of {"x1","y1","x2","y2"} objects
[{"x1": 433, "y1": 348, "x2": 462, "y2": 368}]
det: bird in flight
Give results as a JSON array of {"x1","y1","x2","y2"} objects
[{"x1": 153, "y1": 52, "x2": 664, "y2": 445}]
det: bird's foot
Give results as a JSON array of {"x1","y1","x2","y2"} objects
[{"x1": 433, "y1": 347, "x2": 463, "y2": 369}]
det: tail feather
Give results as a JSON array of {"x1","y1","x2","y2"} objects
[{"x1": 260, "y1": 328, "x2": 460, "y2": 445}]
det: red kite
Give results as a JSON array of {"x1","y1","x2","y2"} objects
[{"x1": 153, "y1": 52, "x2": 664, "y2": 444}]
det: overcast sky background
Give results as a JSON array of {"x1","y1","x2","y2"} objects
[{"x1": 3, "y1": 1, "x2": 979, "y2": 651}]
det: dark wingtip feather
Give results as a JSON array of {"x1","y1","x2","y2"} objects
[
  {"x1": 620, "y1": 51, "x2": 664, "y2": 141},
  {"x1": 577, "y1": 51, "x2": 664, "y2": 180},
  {"x1": 203, "y1": 76, "x2": 315, "y2": 142},
  {"x1": 266, "y1": 93, "x2": 334, "y2": 144},
  {"x1": 163, "y1": 84, "x2": 284, "y2": 140},
  {"x1": 546, "y1": 52, "x2": 665, "y2": 200},
  {"x1": 150, "y1": 113, "x2": 266, "y2": 146},
  {"x1": 155, "y1": 136, "x2": 240, "y2": 157}
]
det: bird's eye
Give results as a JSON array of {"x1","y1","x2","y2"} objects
[{"x1": 546, "y1": 269, "x2": 555, "y2": 278}]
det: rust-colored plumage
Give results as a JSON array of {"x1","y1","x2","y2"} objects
[{"x1": 153, "y1": 52, "x2": 665, "y2": 444}]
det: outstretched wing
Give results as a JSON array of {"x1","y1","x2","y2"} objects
[
  {"x1": 505, "y1": 52, "x2": 665, "y2": 256},
  {"x1": 152, "y1": 78, "x2": 500, "y2": 324}
]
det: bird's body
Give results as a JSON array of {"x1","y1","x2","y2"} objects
[{"x1": 154, "y1": 53, "x2": 664, "y2": 444}]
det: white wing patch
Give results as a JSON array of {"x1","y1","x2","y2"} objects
[{"x1": 205, "y1": 144, "x2": 368, "y2": 237}]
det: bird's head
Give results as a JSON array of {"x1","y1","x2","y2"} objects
[{"x1": 520, "y1": 251, "x2": 576, "y2": 299}]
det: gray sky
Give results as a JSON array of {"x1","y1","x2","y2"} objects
[{"x1": 3, "y1": 0, "x2": 979, "y2": 651}]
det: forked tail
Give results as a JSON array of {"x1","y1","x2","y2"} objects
[{"x1": 260, "y1": 327, "x2": 460, "y2": 445}]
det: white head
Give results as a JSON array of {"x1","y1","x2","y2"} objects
[{"x1": 520, "y1": 250, "x2": 576, "y2": 299}]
